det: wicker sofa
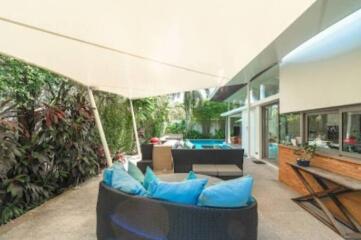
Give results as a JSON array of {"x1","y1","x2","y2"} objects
[
  {"x1": 136, "y1": 144, "x2": 153, "y2": 173},
  {"x1": 97, "y1": 182, "x2": 258, "y2": 240},
  {"x1": 171, "y1": 148, "x2": 244, "y2": 173}
]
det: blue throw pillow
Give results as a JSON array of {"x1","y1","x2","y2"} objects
[
  {"x1": 103, "y1": 168, "x2": 113, "y2": 186},
  {"x1": 143, "y1": 167, "x2": 159, "y2": 190},
  {"x1": 185, "y1": 171, "x2": 197, "y2": 180},
  {"x1": 102, "y1": 162, "x2": 124, "y2": 186},
  {"x1": 128, "y1": 161, "x2": 145, "y2": 184},
  {"x1": 198, "y1": 175, "x2": 254, "y2": 208},
  {"x1": 111, "y1": 165, "x2": 147, "y2": 196},
  {"x1": 147, "y1": 178, "x2": 208, "y2": 205}
]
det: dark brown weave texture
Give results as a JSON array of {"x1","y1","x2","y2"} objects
[{"x1": 97, "y1": 182, "x2": 257, "y2": 240}]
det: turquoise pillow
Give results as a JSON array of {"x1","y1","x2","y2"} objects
[
  {"x1": 185, "y1": 171, "x2": 197, "y2": 180},
  {"x1": 111, "y1": 165, "x2": 146, "y2": 196},
  {"x1": 103, "y1": 168, "x2": 113, "y2": 186},
  {"x1": 147, "y1": 178, "x2": 208, "y2": 205},
  {"x1": 143, "y1": 167, "x2": 159, "y2": 190},
  {"x1": 102, "y1": 162, "x2": 124, "y2": 186},
  {"x1": 198, "y1": 175, "x2": 254, "y2": 208},
  {"x1": 128, "y1": 161, "x2": 145, "y2": 184}
]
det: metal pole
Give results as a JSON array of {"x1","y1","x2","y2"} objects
[
  {"x1": 247, "y1": 82, "x2": 252, "y2": 159},
  {"x1": 87, "y1": 87, "x2": 112, "y2": 167},
  {"x1": 129, "y1": 99, "x2": 141, "y2": 158}
]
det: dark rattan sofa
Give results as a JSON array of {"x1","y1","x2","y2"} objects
[
  {"x1": 171, "y1": 148, "x2": 244, "y2": 173},
  {"x1": 137, "y1": 144, "x2": 153, "y2": 173},
  {"x1": 97, "y1": 182, "x2": 258, "y2": 240}
]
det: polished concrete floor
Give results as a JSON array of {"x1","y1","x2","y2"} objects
[{"x1": 0, "y1": 159, "x2": 343, "y2": 240}]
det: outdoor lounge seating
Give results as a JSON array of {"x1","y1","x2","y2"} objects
[
  {"x1": 171, "y1": 148, "x2": 244, "y2": 173},
  {"x1": 137, "y1": 144, "x2": 154, "y2": 173},
  {"x1": 97, "y1": 176, "x2": 258, "y2": 240}
]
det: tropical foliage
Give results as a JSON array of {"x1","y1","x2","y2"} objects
[
  {"x1": 166, "y1": 96, "x2": 228, "y2": 139},
  {"x1": 95, "y1": 93, "x2": 169, "y2": 154},
  {"x1": 0, "y1": 55, "x2": 105, "y2": 225}
]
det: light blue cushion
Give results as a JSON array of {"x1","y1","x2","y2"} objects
[
  {"x1": 143, "y1": 167, "x2": 159, "y2": 190},
  {"x1": 111, "y1": 165, "x2": 147, "y2": 196},
  {"x1": 127, "y1": 161, "x2": 145, "y2": 184},
  {"x1": 185, "y1": 171, "x2": 197, "y2": 180},
  {"x1": 103, "y1": 168, "x2": 113, "y2": 186},
  {"x1": 147, "y1": 178, "x2": 208, "y2": 205},
  {"x1": 198, "y1": 175, "x2": 254, "y2": 208},
  {"x1": 102, "y1": 162, "x2": 124, "y2": 186}
]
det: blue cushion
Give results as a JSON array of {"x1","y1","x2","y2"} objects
[
  {"x1": 103, "y1": 168, "x2": 113, "y2": 186},
  {"x1": 198, "y1": 175, "x2": 254, "y2": 208},
  {"x1": 111, "y1": 165, "x2": 147, "y2": 196},
  {"x1": 127, "y1": 161, "x2": 145, "y2": 184},
  {"x1": 147, "y1": 178, "x2": 208, "y2": 205},
  {"x1": 185, "y1": 171, "x2": 197, "y2": 180},
  {"x1": 102, "y1": 162, "x2": 124, "y2": 186},
  {"x1": 143, "y1": 167, "x2": 159, "y2": 190}
]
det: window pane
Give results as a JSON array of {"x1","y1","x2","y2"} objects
[
  {"x1": 342, "y1": 111, "x2": 361, "y2": 154},
  {"x1": 307, "y1": 113, "x2": 339, "y2": 150},
  {"x1": 279, "y1": 113, "x2": 301, "y2": 146},
  {"x1": 250, "y1": 77, "x2": 279, "y2": 103}
]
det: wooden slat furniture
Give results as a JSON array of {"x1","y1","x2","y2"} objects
[
  {"x1": 288, "y1": 162, "x2": 361, "y2": 240},
  {"x1": 192, "y1": 164, "x2": 243, "y2": 180}
]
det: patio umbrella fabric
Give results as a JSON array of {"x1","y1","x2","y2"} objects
[{"x1": 0, "y1": 0, "x2": 315, "y2": 99}]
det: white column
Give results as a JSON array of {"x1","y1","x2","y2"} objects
[
  {"x1": 225, "y1": 116, "x2": 231, "y2": 143},
  {"x1": 129, "y1": 99, "x2": 141, "y2": 158},
  {"x1": 247, "y1": 82, "x2": 252, "y2": 159},
  {"x1": 87, "y1": 87, "x2": 112, "y2": 167},
  {"x1": 346, "y1": 112, "x2": 352, "y2": 138},
  {"x1": 260, "y1": 84, "x2": 266, "y2": 100}
]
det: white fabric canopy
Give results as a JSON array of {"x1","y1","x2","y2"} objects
[{"x1": 0, "y1": 0, "x2": 315, "y2": 99}]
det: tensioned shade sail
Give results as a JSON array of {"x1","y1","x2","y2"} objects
[{"x1": 0, "y1": 0, "x2": 315, "y2": 99}]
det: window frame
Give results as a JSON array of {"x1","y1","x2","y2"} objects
[
  {"x1": 296, "y1": 105, "x2": 361, "y2": 160},
  {"x1": 339, "y1": 106, "x2": 361, "y2": 159},
  {"x1": 278, "y1": 112, "x2": 302, "y2": 146},
  {"x1": 304, "y1": 109, "x2": 341, "y2": 155}
]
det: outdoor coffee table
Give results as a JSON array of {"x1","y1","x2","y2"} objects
[
  {"x1": 158, "y1": 173, "x2": 222, "y2": 186},
  {"x1": 288, "y1": 162, "x2": 361, "y2": 240},
  {"x1": 192, "y1": 164, "x2": 243, "y2": 180}
]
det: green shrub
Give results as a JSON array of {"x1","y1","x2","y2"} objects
[{"x1": 0, "y1": 55, "x2": 104, "y2": 225}]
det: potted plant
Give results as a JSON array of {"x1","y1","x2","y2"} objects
[{"x1": 293, "y1": 144, "x2": 317, "y2": 167}]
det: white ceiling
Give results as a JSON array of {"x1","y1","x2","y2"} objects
[
  {"x1": 226, "y1": 0, "x2": 361, "y2": 87},
  {"x1": 0, "y1": 0, "x2": 316, "y2": 99}
]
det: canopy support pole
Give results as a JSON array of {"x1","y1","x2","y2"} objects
[
  {"x1": 87, "y1": 87, "x2": 112, "y2": 167},
  {"x1": 129, "y1": 99, "x2": 141, "y2": 158}
]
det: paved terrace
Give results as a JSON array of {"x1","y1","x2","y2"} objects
[{"x1": 0, "y1": 159, "x2": 342, "y2": 240}]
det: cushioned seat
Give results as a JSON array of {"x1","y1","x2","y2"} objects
[
  {"x1": 192, "y1": 164, "x2": 243, "y2": 180},
  {"x1": 192, "y1": 164, "x2": 218, "y2": 176}
]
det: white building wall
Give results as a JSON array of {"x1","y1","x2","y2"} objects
[{"x1": 280, "y1": 12, "x2": 361, "y2": 114}]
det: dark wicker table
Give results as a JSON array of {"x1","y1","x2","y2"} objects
[{"x1": 158, "y1": 173, "x2": 222, "y2": 186}]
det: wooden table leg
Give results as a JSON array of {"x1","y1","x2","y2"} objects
[
  {"x1": 313, "y1": 176, "x2": 361, "y2": 233},
  {"x1": 291, "y1": 166, "x2": 347, "y2": 237}
]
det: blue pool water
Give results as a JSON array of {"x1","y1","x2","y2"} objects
[{"x1": 186, "y1": 139, "x2": 231, "y2": 149}]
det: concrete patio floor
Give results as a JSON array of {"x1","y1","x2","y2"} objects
[{"x1": 0, "y1": 159, "x2": 343, "y2": 240}]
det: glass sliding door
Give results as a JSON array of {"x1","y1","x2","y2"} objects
[{"x1": 263, "y1": 103, "x2": 279, "y2": 164}]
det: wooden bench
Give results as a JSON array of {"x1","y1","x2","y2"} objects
[{"x1": 192, "y1": 164, "x2": 243, "y2": 180}]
